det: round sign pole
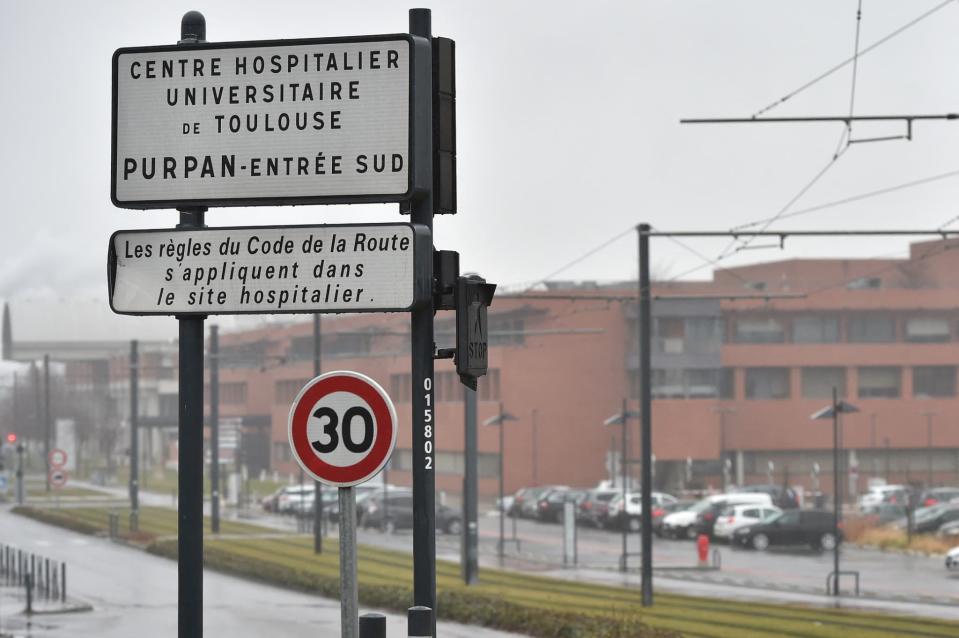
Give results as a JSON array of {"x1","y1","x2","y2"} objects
[{"x1": 288, "y1": 371, "x2": 397, "y2": 638}]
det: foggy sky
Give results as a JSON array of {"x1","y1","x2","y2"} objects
[{"x1": 2, "y1": 0, "x2": 958, "y2": 302}]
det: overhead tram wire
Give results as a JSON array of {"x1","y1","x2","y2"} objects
[
  {"x1": 751, "y1": 0, "x2": 956, "y2": 119},
  {"x1": 523, "y1": 225, "x2": 636, "y2": 292},
  {"x1": 729, "y1": 170, "x2": 959, "y2": 231},
  {"x1": 715, "y1": 147, "x2": 850, "y2": 262}
]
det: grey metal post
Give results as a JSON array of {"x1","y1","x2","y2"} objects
[
  {"x1": 45, "y1": 558, "x2": 50, "y2": 598},
  {"x1": 177, "y1": 13, "x2": 208, "y2": 637},
  {"x1": 359, "y1": 613, "x2": 386, "y2": 638},
  {"x1": 408, "y1": 606, "x2": 433, "y2": 637},
  {"x1": 61, "y1": 562, "x2": 66, "y2": 601},
  {"x1": 313, "y1": 314, "x2": 323, "y2": 553},
  {"x1": 16, "y1": 443, "x2": 24, "y2": 505},
  {"x1": 409, "y1": 8, "x2": 436, "y2": 633},
  {"x1": 462, "y1": 386, "x2": 478, "y2": 584},
  {"x1": 43, "y1": 354, "x2": 51, "y2": 493},
  {"x1": 25, "y1": 573, "x2": 33, "y2": 615},
  {"x1": 832, "y1": 386, "x2": 840, "y2": 596},
  {"x1": 497, "y1": 402, "x2": 505, "y2": 558},
  {"x1": 339, "y1": 487, "x2": 359, "y2": 638},
  {"x1": 638, "y1": 223, "x2": 653, "y2": 606},
  {"x1": 210, "y1": 325, "x2": 220, "y2": 534},
  {"x1": 620, "y1": 397, "x2": 628, "y2": 573},
  {"x1": 130, "y1": 340, "x2": 139, "y2": 513}
]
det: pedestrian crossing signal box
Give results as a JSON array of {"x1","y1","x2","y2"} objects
[{"x1": 455, "y1": 275, "x2": 496, "y2": 390}]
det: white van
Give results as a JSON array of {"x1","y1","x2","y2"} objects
[{"x1": 661, "y1": 493, "x2": 772, "y2": 540}]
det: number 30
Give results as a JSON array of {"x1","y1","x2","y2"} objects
[{"x1": 311, "y1": 406, "x2": 374, "y2": 454}]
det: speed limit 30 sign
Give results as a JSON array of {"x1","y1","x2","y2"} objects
[{"x1": 287, "y1": 371, "x2": 397, "y2": 487}]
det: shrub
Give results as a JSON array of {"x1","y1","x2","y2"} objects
[{"x1": 12, "y1": 506, "x2": 101, "y2": 536}]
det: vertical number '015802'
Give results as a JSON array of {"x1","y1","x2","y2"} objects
[{"x1": 424, "y1": 376, "x2": 433, "y2": 470}]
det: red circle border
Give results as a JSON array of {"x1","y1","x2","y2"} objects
[{"x1": 287, "y1": 372, "x2": 396, "y2": 486}]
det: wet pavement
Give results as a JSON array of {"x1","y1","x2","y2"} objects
[{"x1": 0, "y1": 508, "x2": 523, "y2": 638}]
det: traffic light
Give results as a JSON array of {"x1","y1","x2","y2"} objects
[{"x1": 5, "y1": 433, "x2": 15, "y2": 444}]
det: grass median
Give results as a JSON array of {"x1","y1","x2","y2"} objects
[{"x1": 13, "y1": 504, "x2": 959, "y2": 638}]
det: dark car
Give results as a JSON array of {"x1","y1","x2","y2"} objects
[
  {"x1": 360, "y1": 492, "x2": 462, "y2": 534},
  {"x1": 917, "y1": 487, "x2": 959, "y2": 508},
  {"x1": 733, "y1": 509, "x2": 840, "y2": 551},
  {"x1": 537, "y1": 488, "x2": 587, "y2": 523},
  {"x1": 899, "y1": 502, "x2": 959, "y2": 534},
  {"x1": 731, "y1": 484, "x2": 799, "y2": 509},
  {"x1": 577, "y1": 489, "x2": 619, "y2": 527}
]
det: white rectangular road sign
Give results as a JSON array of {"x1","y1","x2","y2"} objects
[
  {"x1": 108, "y1": 223, "x2": 430, "y2": 315},
  {"x1": 112, "y1": 36, "x2": 417, "y2": 208}
]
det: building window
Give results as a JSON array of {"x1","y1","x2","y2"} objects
[
  {"x1": 848, "y1": 315, "x2": 896, "y2": 343},
  {"x1": 801, "y1": 367, "x2": 846, "y2": 399},
  {"x1": 647, "y1": 368, "x2": 733, "y2": 399},
  {"x1": 858, "y1": 367, "x2": 901, "y2": 398},
  {"x1": 390, "y1": 373, "x2": 412, "y2": 402},
  {"x1": 905, "y1": 317, "x2": 950, "y2": 343},
  {"x1": 734, "y1": 317, "x2": 785, "y2": 344},
  {"x1": 913, "y1": 366, "x2": 956, "y2": 398},
  {"x1": 158, "y1": 394, "x2": 178, "y2": 418},
  {"x1": 275, "y1": 378, "x2": 310, "y2": 404},
  {"x1": 793, "y1": 316, "x2": 840, "y2": 343},
  {"x1": 745, "y1": 368, "x2": 790, "y2": 399},
  {"x1": 476, "y1": 369, "x2": 500, "y2": 401},
  {"x1": 489, "y1": 317, "x2": 525, "y2": 346},
  {"x1": 220, "y1": 382, "x2": 247, "y2": 404}
]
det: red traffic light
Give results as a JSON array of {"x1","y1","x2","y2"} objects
[{"x1": 6, "y1": 433, "x2": 16, "y2": 443}]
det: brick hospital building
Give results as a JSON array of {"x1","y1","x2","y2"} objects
[{"x1": 34, "y1": 236, "x2": 959, "y2": 499}]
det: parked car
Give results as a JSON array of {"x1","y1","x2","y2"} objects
[
  {"x1": 732, "y1": 509, "x2": 840, "y2": 551},
  {"x1": 537, "y1": 488, "x2": 588, "y2": 523},
  {"x1": 858, "y1": 484, "x2": 911, "y2": 511},
  {"x1": 327, "y1": 484, "x2": 401, "y2": 522},
  {"x1": 606, "y1": 491, "x2": 678, "y2": 531},
  {"x1": 867, "y1": 503, "x2": 908, "y2": 526},
  {"x1": 507, "y1": 488, "x2": 530, "y2": 517},
  {"x1": 938, "y1": 520, "x2": 959, "y2": 539},
  {"x1": 946, "y1": 546, "x2": 959, "y2": 570},
  {"x1": 730, "y1": 484, "x2": 799, "y2": 509},
  {"x1": 360, "y1": 492, "x2": 462, "y2": 534},
  {"x1": 261, "y1": 487, "x2": 285, "y2": 513},
  {"x1": 713, "y1": 504, "x2": 781, "y2": 541},
  {"x1": 276, "y1": 484, "x2": 315, "y2": 515},
  {"x1": 663, "y1": 493, "x2": 772, "y2": 540},
  {"x1": 577, "y1": 489, "x2": 620, "y2": 527},
  {"x1": 917, "y1": 487, "x2": 959, "y2": 508},
  {"x1": 692, "y1": 493, "x2": 777, "y2": 539},
  {"x1": 519, "y1": 485, "x2": 568, "y2": 518},
  {"x1": 896, "y1": 502, "x2": 959, "y2": 534},
  {"x1": 652, "y1": 500, "x2": 695, "y2": 537}
]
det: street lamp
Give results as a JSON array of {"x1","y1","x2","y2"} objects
[
  {"x1": 922, "y1": 411, "x2": 936, "y2": 488},
  {"x1": 483, "y1": 402, "x2": 517, "y2": 558},
  {"x1": 603, "y1": 399, "x2": 640, "y2": 573},
  {"x1": 810, "y1": 388, "x2": 858, "y2": 597}
]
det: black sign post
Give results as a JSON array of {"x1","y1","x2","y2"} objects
[
  {"x1": 176, "y1": 14, "x2": 207, "y2": 638},
  {"x1": 129, "y1": 340, "x2": 139, "y2": 514},
  {"x1": 210, "y1": 324, "x2": 220, "y2": 534},
  {"x1": 408, "y1": 8, "x2": 436, "y2": 633}
]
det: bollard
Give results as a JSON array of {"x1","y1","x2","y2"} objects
[
  {"x1": 45, "y1": 557, "x2": 50, "y2": 598},
  {"x1": 61, "y1": 562, "x2": 67, "y2": 602},
  {"x1": 30, "y1": 554, "x2": 35, "y2": 591},
  {"x1": 18, "y1": 549, "x2": 23, "y2": 586},
  {"x1": 408, "y1": 606, "x2": 433, "y2": 637},
  {"x1": 25, "y1": 573, "x2": 33, "y2": 615},
  {"x1": 359, "y1": 612, "x2": 386, "y2": 638}
]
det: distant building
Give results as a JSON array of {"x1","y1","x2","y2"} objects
[{"x1": 60, "y1": 238, "x2": 959, "y2": 498}]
